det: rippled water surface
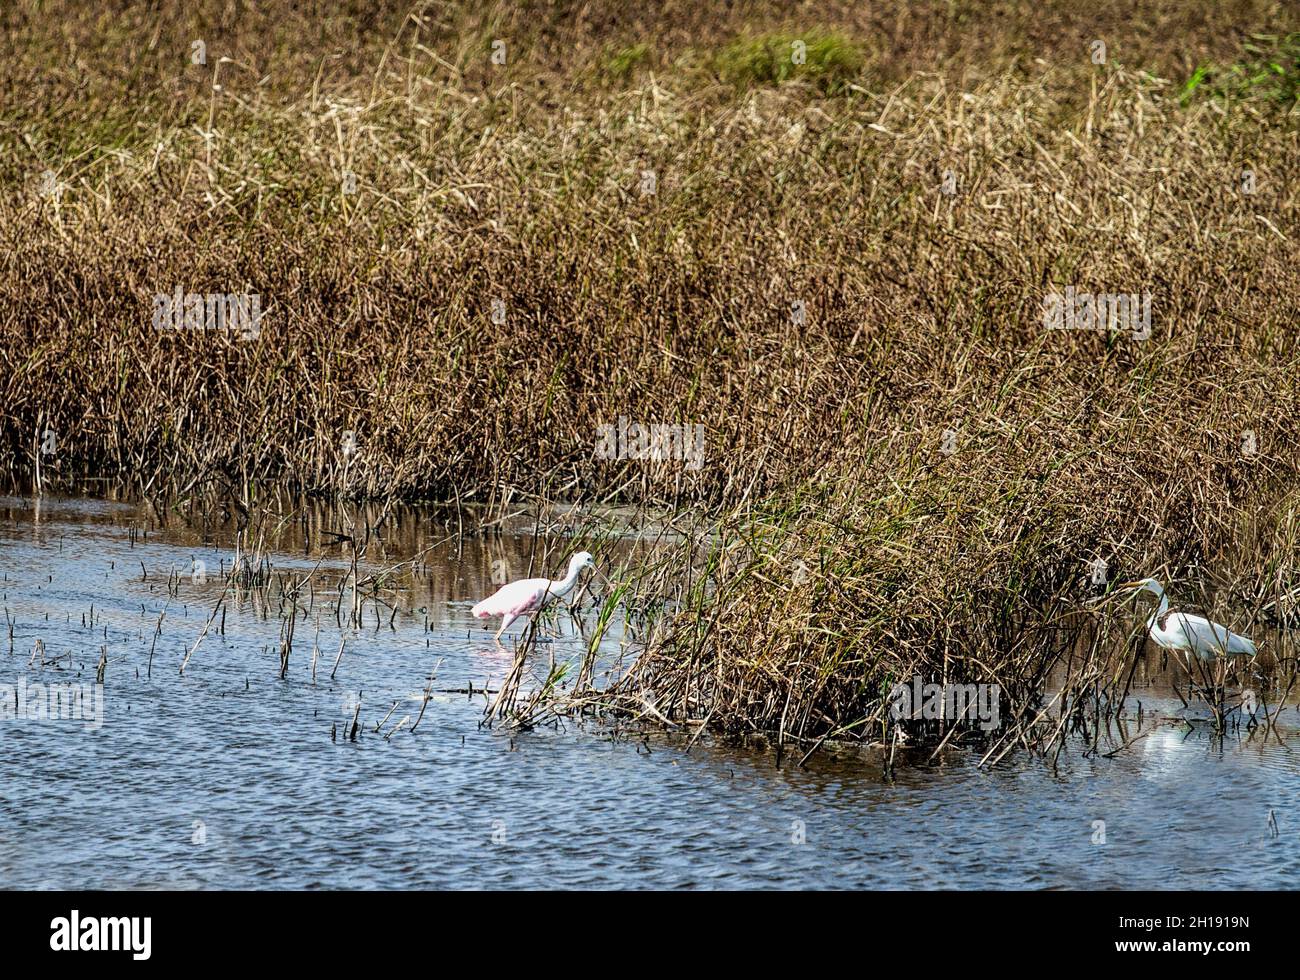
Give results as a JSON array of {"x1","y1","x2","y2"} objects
[{"x1": 2, "y1": 493, "x2": 1298, "y2": 889}]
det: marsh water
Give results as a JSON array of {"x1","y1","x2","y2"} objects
[{"x1": 1, "y1": 491, "x2": 1298, "y2": 890}]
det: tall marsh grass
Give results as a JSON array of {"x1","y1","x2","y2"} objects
[{"x1": 2, "y1": 0, "x2": 1297, "y2": 753}]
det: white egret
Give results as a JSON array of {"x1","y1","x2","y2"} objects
[{"x1": 1119, "y1": 578, "x2": 1257, "y2": 659}]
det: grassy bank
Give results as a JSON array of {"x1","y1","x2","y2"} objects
[{"x1": 3, "y1": 1, "x2": 1298, "y2": 752}]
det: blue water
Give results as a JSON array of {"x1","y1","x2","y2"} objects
[{"x1": 0, "y1": 493, "x2": 1296, "y2": 889}]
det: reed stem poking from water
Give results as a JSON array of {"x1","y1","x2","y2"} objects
[
  {"x1": 330, "y1": 639, "x2": 346, "y2": 681},
  {"x1": 410, "y1": 661, "x2": 442, "y2": 734}
]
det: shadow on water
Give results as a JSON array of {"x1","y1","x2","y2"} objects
[{"x1": 1, "y1": 491, "x2": 1298, "y2": 889}]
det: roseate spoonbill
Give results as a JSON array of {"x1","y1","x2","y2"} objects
[
  {"x1": 472, "y1": 552, "x2": 598, "y2": 642},
  {"x1": 1120, "y1": 578, "x2": 1257, "y2": 659}
]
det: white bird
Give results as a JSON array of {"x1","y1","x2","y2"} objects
[
  {"x1": 1119, "y1": 578, "x2": 1257, "y2": 659},
  {"x1": 471, "y1": 552, "x2": 598, "y2": 642}
]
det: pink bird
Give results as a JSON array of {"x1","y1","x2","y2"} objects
[{"x1": 472, "y1": 552, "x2": 597, "y2": 642}]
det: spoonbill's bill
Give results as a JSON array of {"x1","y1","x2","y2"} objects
[
  {"x1": 1120, "y1": 578, "x2": 1257, "y2": 659},
  {"x1": 472, "y1": 552, "x2": 598, "y2": 642}
]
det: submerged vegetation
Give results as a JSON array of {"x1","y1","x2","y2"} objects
[{"x1": 1, "y1": 0, "x2": 1298, "y2": 760}]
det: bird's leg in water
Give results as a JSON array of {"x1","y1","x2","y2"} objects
[
  {"x1": 495, "y1": 613, "x2": 516, "y2": 643},
  {"x1": 1212, "y1": 659, "x2": 1229, "y2": 730}
]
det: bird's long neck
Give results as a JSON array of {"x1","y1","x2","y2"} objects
[
  {"x1": 549, "y1": 564, "x2": 581, "y2": 597},
  {"x1": 1146, "y1": 588, "x2": 1170, "y2": 633}
]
